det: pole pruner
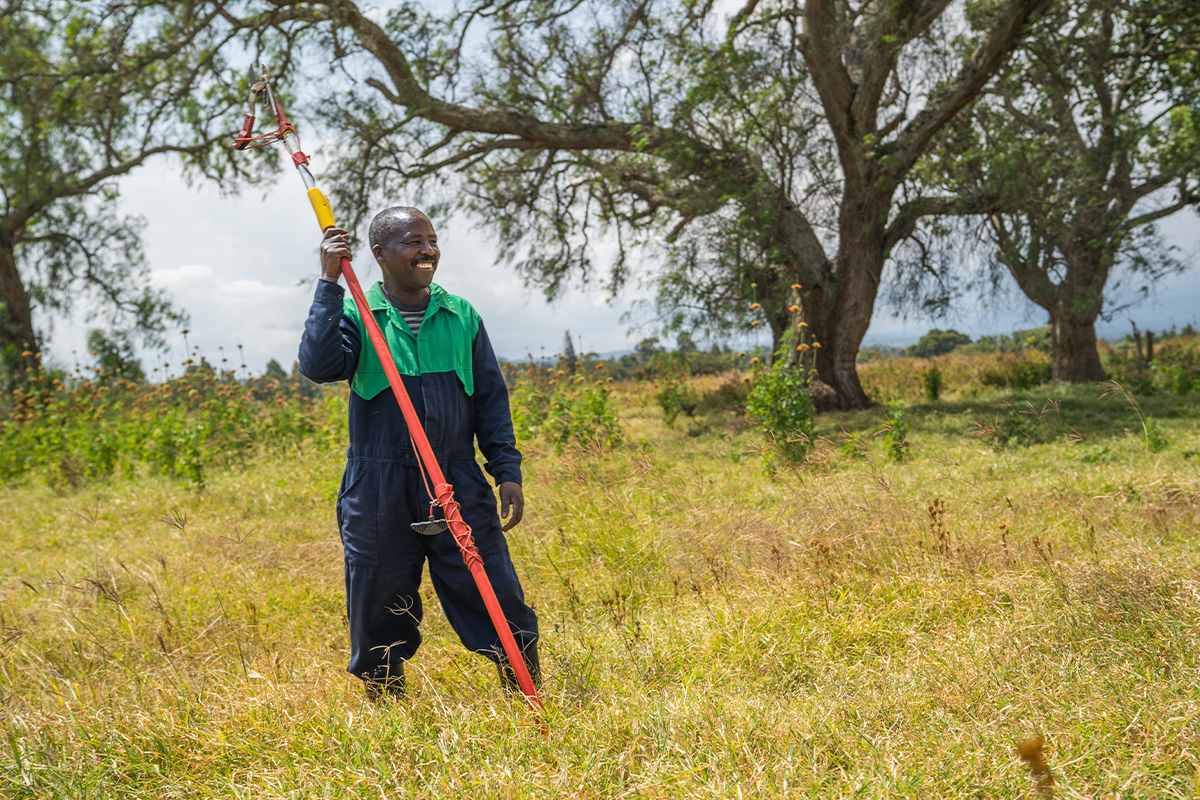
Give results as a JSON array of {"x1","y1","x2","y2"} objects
[{"x1": 232, "y1": 64, "x2": 545, "y2": 727}]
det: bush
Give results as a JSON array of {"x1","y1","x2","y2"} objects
[
  {"x1": 908, "y1": 329, "x2": 971, "y2": 358},
  {"x1": 1101, "y1": 333, "x2": 1200, "y2": 395},
  {"x1": 654, "y1": 353, "x2": 699, "y2": 426},
  {"x1": 745, "y1": 359, "x2": 815, "y2": 467},
  {"x1": 879, "y1": 403, "x2": 912, "y2": 462},
  {"x1": 923, "y1": 365, "x2": 942, "y2": 402},
  {"x1": 954, "y1": 326, "x2": 1051, "y2": 356},
  {"x1": 0, "y1": 359, "x2": 339, "y2": 489},
  {"x1": 509, "y1": 360, "x2": 621, "y2": 452}
]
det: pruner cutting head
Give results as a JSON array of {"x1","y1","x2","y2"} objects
[{"x1": 232, "y1": 63, "x2": 296, "y2": 152}]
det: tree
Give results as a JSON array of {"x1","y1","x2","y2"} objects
[
  {"x1": 263, "y1": 358, "x2": 288, "y2": 380},
  {"x1": 235, "y1": 0, "x2": 1045, "y2": 409},
  {"x1": 562, "y1": 329, "x2": 578, "y2": 374},
  {"x1": 87, "y1": 328, "x2": 145, "y2": 382},
  {"x1": 908, "y1": 328, "x2": 971, "y2": 358},
  {"x1": 0, "y1": 0, "x2": 284, "y2": 384},
  {"x1": 917, "y1": 0, "x2": 1200, "y2": 381}
]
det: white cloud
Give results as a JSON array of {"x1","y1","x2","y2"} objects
[{"x1": 150, "y1": 263, "x2": 214, "y2": 286}]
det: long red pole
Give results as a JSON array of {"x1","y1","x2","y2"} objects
[{"x1": 245, "y1": 94, "x2": 545, "y2": 718}]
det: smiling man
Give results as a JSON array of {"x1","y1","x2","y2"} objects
[{"x1": 298, "y1": 207, "x2": 539, "y2": 700}]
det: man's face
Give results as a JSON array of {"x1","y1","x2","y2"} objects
[{"x1": 372, "y1": 214, "x2": 440, "y2": 296}]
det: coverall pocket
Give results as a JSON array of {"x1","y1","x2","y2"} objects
[{"x1": 337, "y1": 462, "x2": 380, "y2": 566}]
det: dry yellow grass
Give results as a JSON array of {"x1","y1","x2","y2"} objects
[{"x1": 2, "y1": 382, "x2": 1199, "y2": 797}]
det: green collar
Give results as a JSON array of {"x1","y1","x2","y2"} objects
[
  {"x1": 345, "y1": 281, "x2": 482, "y2": 399},
  {"x1": 365, "y1": 281, "x2": 462, "y2": 318}
]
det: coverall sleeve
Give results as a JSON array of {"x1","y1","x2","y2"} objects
[
  {"x1": 471, "y1": 320, "x2": 523, "y2": 486},
  {"x1": 298, "y1": 279, "x2": 361, "y2": 383}
]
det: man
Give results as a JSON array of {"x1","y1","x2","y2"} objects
[{"x1": 298, "y1": 206, "x2": 539, "y2": 700}]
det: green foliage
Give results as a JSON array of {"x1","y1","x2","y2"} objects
[
  {"x1": 1145, "y1": 417, "x2": 1169, "y2": 454},
  {"x1": 954, "y1": 327, "x2": 1052, "y2": 356},
  {"x1": 1079, "y1": 444, "x2": 1117, "y2": 463},
  {"x1": 654, "y1": 353, "x2": 699, "y2": 426},
  {"x1": 86, "y1": 329, "x2": 144, "y2": 383},
  {"x1": 0, "y1": 357, "x2": 339, "y2": 489},
  {"x1": 908, "y1": 329, "x2": 971, "y2": 358},
  {"x1": 509, "y1": 360, "x2": 621, "y2": 453},
  {"x1": 745, "y1": 359, "x2": 815, "y2": 466},
  {"x1": 923, "y1": 365, "x2": 942, "y2": 402},
  {"x1": 1101, "y1": 333, "x2": 1200, "y2": 396},
  {"x1": 840, "y1": 428, "x2": 870, "y2": 459},
  {"x1": 0, "y1": 0, "x2": 269, "y2": 361},
  {"x1": 878, "y1": 402, "x2": 912, "y2": 463}
]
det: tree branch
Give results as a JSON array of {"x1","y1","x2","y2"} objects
[{"x1": 892, "y1": 0, "x2": 1049, "y2": 175}]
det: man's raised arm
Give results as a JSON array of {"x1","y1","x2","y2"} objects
[{"x1": 298, "y1": 227, "x2": 361, "y2": 383}]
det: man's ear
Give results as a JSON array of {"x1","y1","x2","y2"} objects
[{"x1": 372, "y1": 244, "x2": 383, "y2": 262}]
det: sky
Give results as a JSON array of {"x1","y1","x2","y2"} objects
[{"x1": 42, "y1": 157, "x2": 1200, "y2": 376}]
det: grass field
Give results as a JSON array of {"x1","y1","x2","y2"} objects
[{"x1": 2, "y1": 378, "x2": 1199, "y2": 797}]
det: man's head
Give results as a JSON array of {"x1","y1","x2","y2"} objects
[{"x1": 369, "y1": 207, "x2": 440, "y2": 300}]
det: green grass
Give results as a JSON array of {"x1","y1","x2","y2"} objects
[{"x1": 2, "y1": 380, "x2": 1199, "y2": 797}]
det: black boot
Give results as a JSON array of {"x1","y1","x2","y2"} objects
[
  {"x1": 363, "y1": 665, "x2": 407, "y2": 702},
  {"x1": 497, "y1": 642, "x2": 541, "y2": 693}
]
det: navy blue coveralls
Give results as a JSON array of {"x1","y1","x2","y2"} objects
[{"x1": 298, "y1": 278, "x2": 538, "y2": 684}]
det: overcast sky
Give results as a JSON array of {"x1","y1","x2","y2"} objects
[{"x1": 42, "y1": 157, "x2": 1200, "y2": 377}]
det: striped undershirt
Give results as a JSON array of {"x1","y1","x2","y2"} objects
[{"x1": 383, "y1": 288, "x2": 430, "y2": 336}]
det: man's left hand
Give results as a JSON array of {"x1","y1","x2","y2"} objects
[{"x1": 498, "y1": 482, "x2": 524, "y2": 532}]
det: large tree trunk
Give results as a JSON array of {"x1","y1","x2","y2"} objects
[
  {"x1": 800, "y1": 194, "x2": 892, "y2": 411},
  {"x1": 1006, "y1": 238, "x2": 1109, "y2": 384},
  {"x1": 0, "y1": 235, "x2": 38, "y2": 370},
  {"x1": 1049, "y1": 307, "x2": 1105, "y2": 382},
  {"x1": 1047, "y1": 259, "x2": 1107, "y2": 382}
]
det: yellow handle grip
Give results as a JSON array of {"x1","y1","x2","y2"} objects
[{"x1": 308, "y1": 187, "x2": 336, "y2": 231}]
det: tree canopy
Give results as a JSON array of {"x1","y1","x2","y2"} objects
[
  {"x1": 0, "y1": 0, "x2": 286, "y2": 383},
  {"x1": 909, "y1": 328, "x2": 972, "y2": 358},
  {"x1": 903, "y1": 0, "x2": 1200, "y2": 381},
  {"x1": 226, "y1": 0, "x2": 1046, "y2": 409}
]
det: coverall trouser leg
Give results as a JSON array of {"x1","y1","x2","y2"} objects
[{"x1": 338, "y1": 448, "x2": 538, "y2": 683}]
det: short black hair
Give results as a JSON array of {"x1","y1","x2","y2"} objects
[{"x1": 368, "y1": 206, "x2": 429, "y2": 249}]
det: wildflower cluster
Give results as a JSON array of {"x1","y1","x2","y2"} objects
[
  {"x1": 1, "y1": 354, "x2": 342, "y2": 489},
  {"x1": 509, "y1": 357, "x2": 621, "y2": 452}
]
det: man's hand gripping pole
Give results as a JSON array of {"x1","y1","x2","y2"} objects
[{"x1": 233, "y1": 64, "x2": 544, "y2": 721}]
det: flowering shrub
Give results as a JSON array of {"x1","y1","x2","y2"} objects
[
  {"x1": 1, "y1": 360, "x2": 343, "y2": 489},
  {"x1": 745, "y1": 357, "x2": 815, "y2": 467},
  {"x1": 509, "y1": 360, "x2": 621, "y2": 452}
]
